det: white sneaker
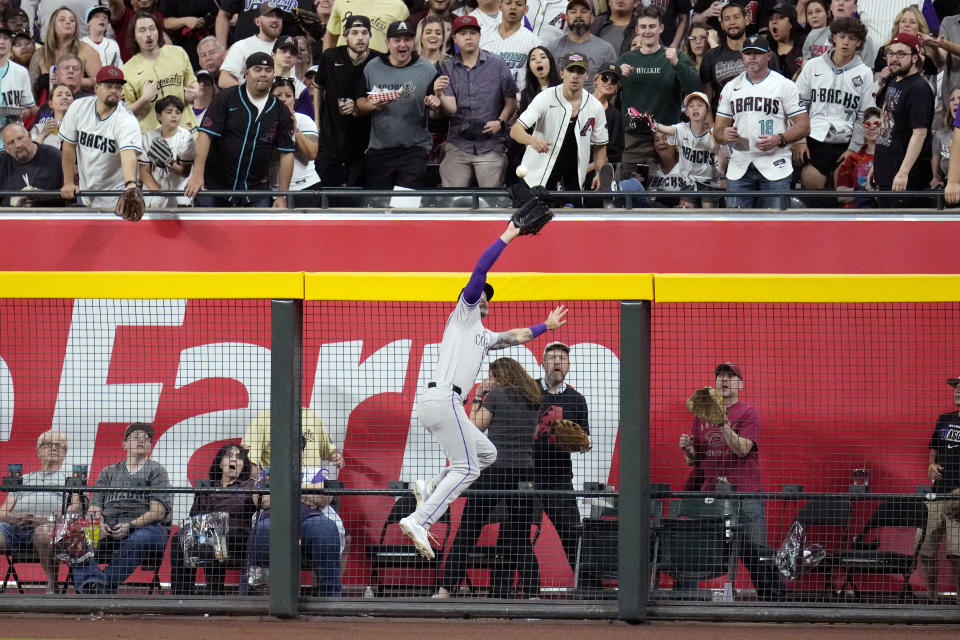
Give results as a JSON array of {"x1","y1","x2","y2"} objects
[
  {"x1": 411, "y1": 479, "x2": 427, "y2": 508},
  {"x1": 399, "y1": 516, "x2": 435, "y2": 560}
]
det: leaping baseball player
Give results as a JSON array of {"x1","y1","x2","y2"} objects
[{"x1": 399, "y1": 218, "x2": 567, "y2": 559}]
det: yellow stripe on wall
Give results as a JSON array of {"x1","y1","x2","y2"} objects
[{"x1": 0, "y1": 272, "x2": 305, "y2": 299}]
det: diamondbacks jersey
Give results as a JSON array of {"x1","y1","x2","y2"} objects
[
  {"x1": 288, "y1": 112, "x2": 321, "y2": 189},
  {"x1": 479, "y1": 25, "x2": 542, "y2": 94},
  {"x1": 525, "y1": 0, "x2": 567, "y2": 44},
  {"x1": 648, "y1": 161, "x2": 693, "y2": 193},
  {"x1": 717, "y1": 69, "x2": 805, "y2": 181},
  {"x1": 795, "y1": 51, "x2": 874, "y2": 150},
  {"x1": 669, "y1": 121, "x2": 721, "y2": 186},
  {"x1": 0, "y1": 60, "x2": 35, "y2": 150},
  {"x1": 433, "y1": 294, "x2": 499, "y2": 396},
  {"x1": 81, "y1": 36, "x2": 122, "y2": 68},
  {"x1": 139, "y1": 126, "x2": 195, "y2": 207},
  {"x1": 58, "y1": 96, "x2": 142, "y2": 205},
  {"x1": 122, "y1": 46, "x2": 199, "y2": 134}
]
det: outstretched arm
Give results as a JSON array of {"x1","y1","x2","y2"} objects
[
  {"x1": 489, "y1": 304, "x2": 567, "y2": 350},
  {"x1": 462, "y1": 220, "x2": 522, "y2": 304}
]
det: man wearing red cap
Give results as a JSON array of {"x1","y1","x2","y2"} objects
[
  {"x1": 872, "y1": 31, "x2": 933, "y2": 207},
  {"x1": 59, "y1": 65, "x2": 142, "y2": 210}
]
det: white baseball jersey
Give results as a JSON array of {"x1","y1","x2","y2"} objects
[
  {"x1": 859, "y1": 1, "x2": 916, "y2": 54},
  {"x1": 526, "y1": 0, "x2": 568, "y2": 44},
  {"x1": 0, "y1": 59, "x2": 35, "y2": 151},
  {"x1": 669, "y1": 121, "x2": 722, "y2": 186},
  {"x1": 795, "y1": 51, "x2": 875, "y2": 151},
  {"x1": 717, "y1": 69, "x2": 806, "y2": 181},
  {"x1": 648, "y1": 161, "x2": 693, "y2": 192},
  {"x1": 81, "y1": 36, "x2": 123, "y2": 68},
  {"x1": 140, "y1": 126, "x2": 195, "y2": 207},
  {"x1": 433, "y1": 294, "x2": 498, "y2": 395},
  {"x1": 275, "y1": 112, "x2": 321, "y2": 190},
  {"x1": 59, "y1": 96, "x2": 142, "y2": 207},
  {"x1": 480, "y1": 25, "x2": 542, "y2": 94},
  {"x1": 221, "y1": 35, "x2": 276, "y2": 81}
]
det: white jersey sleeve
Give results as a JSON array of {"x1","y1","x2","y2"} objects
[
  {"x1": 431, "y1": 294, "x2": 498, "y2": 393},
  {"x1": 58, "y1": 97, "x2": 80, "y2": 144}
]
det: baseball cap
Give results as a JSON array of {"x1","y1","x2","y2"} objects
[
  {"x1": 684, "y1": 91, "x2": 710, "y2": 108},
  {"x1": 715, "y1": 362, "x2": 744, "y2": 380},
  {"x1": 305, "y1": 64, "x2": 319, "y2": 77},
  {"x1": 452, "y1": 14, "x2": 481, "y2": 34},
  {"x1": 889, "y1": 31, "x2": 922, "y2": 56},
  {"x1": 543, "y1": 341, "x2": 570, "y2": 357},
  {"x1": 258, "y1": 1, "x2": 285, "y2": 16},
  {"x1": 386, "y1": 20, "x2": 415, "y2": 38},
  {"x1": 596, "y1": 63, "x2": 619, "y2": 82},
  {"x1": 246, "y1": 51, "x2": 274, "y2": 69},
  {"x1": 95, "y1": 65, "x2": 125, "y2": 83},
  {"x1": 767, "y1": 3, "x2": 797, "y2": 21},
  {"x1": 124, "y1": 422, "x2": 154, "y2": 441},
  {"x1": 12, "y1": 30, "x2": 32, "y2": 43},
  {"x1": 86, "y1": 4, "x2": 111, "y2": 22},
  {"x1": 742, "y1": 34, "x2": 770, "y2": 53},
  {"x1": 273, "y1": 35, "x2": 298, "y2": 52},
  {"x1": 343, "y1": 14, "x2": 371, "y2": 32},
  {"x1": 948, "y1": 376, "x2": 960, "y2": 388},
  {"x1": 195, "y1": 69, "x2": 214, "y2": 83},
  {"x1": 559, "y1": 51, "x2": 589, "y2": 71},
  {"x1": 566, "y1": 0, "x2": 593, "y2": 12}
]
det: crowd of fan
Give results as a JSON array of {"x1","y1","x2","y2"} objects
[{"x1": 0, "y1": 0, "x2": 956, "y2": 208}]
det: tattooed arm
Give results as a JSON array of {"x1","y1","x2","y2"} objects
[{"x1": 489, "y1": 305, "x2": 568, "y2": 350}]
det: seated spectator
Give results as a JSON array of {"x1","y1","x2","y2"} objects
[
  {"x1": 547, "y1": 0, "x2": 616, "y2": 93},
  {"x1": 28, "y1": 7, "x2": 101, "y2": 99},
  {"x1": 767, "y1": 4, "x2": 803, "y2": 80},
  {"x1": 682, "y1": 21, "x2": 718, "y2": 73},
  {"x1": 29, "y1": 55, "x2": 90, "y2": 134},
  {"x1": 107, "y1": 0, "x2": 167, "y2": 62},
  {"x1": 139, "y1": 95, "x2": 195, "y2": 207},
  {"x1": 586, "y1": 64, "x2": 622, "y2": 190},
  {"x1": 122, "y1": 12, "x2": 199, "y2": 134},
  {"x1": 81, "y1": 5, "x2": 121, "y2": 67},
  {"x1": 272, "y1": 35, "x2": 313, "y2": 117},
  {"x1": 643, "y1": 130, "x2": 693, "y2": 206},
  {"x1": 190, "y1": 69, "x2": 217, "y2": 131},
  {"x1": 416, "y1": 14, "x2": 451, "y2": 67},
  {"x1": 270, "y1": 76, "x2": 321, "y2": 206},
  {"x1": 242, "y1": 408, "x2": 345, "y2": 597},
  {"x1": 0, "y1": 429, "x2": 81, "y2": 593},
  {"x1": 835, "y1": 106, "x2": 880, "y2": 207},
  {"x1": 196, "y1": 35, "x2": 226, "y2": 82},
  {"x1": 10, "y1": 31, "x2": 35, "y2": 69},
  {"x1": 162, "y1": 0, "x2": 219, "y2": 69},
  {"x1": 933, "y1": 88, "x2": 960, "y2": 189},
  {"x1": 71, "y1": 422, "x2": 171, "y2": 594},
  {"x1": 30, "y1": 84, "x2": 74, "y2": 149},
  {"x1": 218, "y1": 2, "x2": 281, "y2": 89},
  {"x1": 0, "y1": 123, "x2": 65, "y2": 205},
  {"x1": 170, "y1": 443, "x2": 259, "y2": 596}
]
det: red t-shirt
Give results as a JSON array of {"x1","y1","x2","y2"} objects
[
  {"x1": 836, "y1": 148, "x2": 874, "y2": 191},
  {"x1": 690, "y1": 400, "x2": 763, "y2": 492}
]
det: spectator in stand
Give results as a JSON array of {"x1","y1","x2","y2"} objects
[
  {"x1": 479, "y1": 0, "x2": 542, "y2": 93},
  {"x1": 768, "y1": 4, "x2": 804, "y2": 80},
  {"x1": 6, "y1": 9, "x2": 29, "y2": 36},
  {"x1": 314, "y1": 14, "x2": 374, "y2": 189},
  {"x1": 34, "y1": 0, "x2": 99, "y2": 41},
  {"x1": 506, "y1": 45, "x2": 559, "y2": 182},
  {"x1": 417, "y1": 15, "x2": 451, "y2": 67},
  {"x1": 185, "y1": 52, "x2": 295, "y2": 207},
  {"x1": 82, "y1": 5, "x2": 121, "y2": 67},
  {"x1": 618, "y1": 5, "x2": 700, "y2": 175},
  {"x1": 682, "y1": 22, "x2": 719, "y2": 72},
  {"x1": 196, "y1": 35, "x2": 225, "y2": 82},
  {"x1": 218, "y1": 2, "x2": 282, "y2": 89},
  {"x1": 324, "y1": 0, "x2": 409, "y2": 54},
  {"x1": 591, "y1": 64, "x2": 623, "y2": 168},
  {"x1": 835, "y1": 105, "x2": 879, "y2": 206},
  {"x1": 10, "y1": 31, "x2": 35, "y2": 69},
  {"x1": 138, "y1": 95, "x2": 194, "y2": 207},
  {"x1": 874, "y1": 6, "x2": 943, "y2": 96},
  {"x1": 437, "y1": 15, "x2": 517, "y2": 189},
  {"x1": 800, "y1": 0, "x2": 831, "y2": 56},
  {"x1": 872, "y1": 32, "x2": 934, "y2": 207},
  {"x1": 270, "y1": 75, "x2": 321, "y2": 206},
  {"x1": 933, "y1": 87, "x2": 960, "y2": 189},
  {"x1": 49, "y1": 53, "x2": 93, "y2": 100},
  {"x1": 272, "y1": 35, "x2": 313, "y2": 116},
  {"x1": 713, "y1": 34, "x2": 809, "y2": 209},
  {"x1": 356, "y1": 20, "x2": 442, "y2": 193},
  {"x1": 591, "y1": 0, "x2": 638, "y2": 55},
  {"x1": 466, "y1": 0, "x2": 507, "y2": 37},
  {"x1": 410, "y1": 0, "x2": 455, "y2": 29},
  {"x1": 643, "y1": 130, "x2": 692, "y2": 206},
  {"x1": 804, "y1": 0, "x2": 876, "y2": 64},
  {"x1": 28, "y1": 7, "x2": 101, "y2": 98},
  {"x1": 162, "y1": 0, "x2": 219, "y2": 69},
  {"x1": 0, "y1": 122, "x2": 65, "y2": 205},
  {"x1": 932, "y1": 12, "x2": 960, "y2": 113},
  {"x1": 0, "y1": 27, "x2": 36, "y2": 130},
  {"x1": 107, "y1": 0, "x2": 167, "y2": 62},
  {"x1": 524, "y1": 0, "x2": 568, "y2": 44},
  {"x1": 311, "y1": 0, "x2": 333, "y2": 42},
  {"x1": 122, "y1": 12, "x2": 199, "y2": 133},
  {"x1": 547, "y1": 0, "x2": 616, "y2": 93},
  {"x1": 857, "y1": 0, "x2": 916, "y2": 55},
  {"x1": 190, "y1": 69, "x2": 216, "y2": 129},
  {"x1": 649, "y1": 90, "x2": 724, "y2": 203},
  {"x1": 295, "y1": 35, "x2": 312, "y2": 78},
  {"x1": 692, "y1": 0, "x2": 766, "y2": 34},
  {"x1": 700, "y1": 3, "x2": 779, "y2": 107},
  {"x1": 31, "y1": 84, "x2": 74, "y2": 149},
  {"x1": 793, "y1": 17, "x2": 874, "y2": 193},
  {"x1": 216, "y1": 0, "x2": 301, "y2": 49}
]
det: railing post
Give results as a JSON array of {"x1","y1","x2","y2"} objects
[{"x1": 269, "y1": 299, "x2": 302, "y2": 618}]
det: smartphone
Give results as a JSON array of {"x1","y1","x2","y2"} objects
[{"x1": 634, "y1": 163, "x2": 650, "y2": 183}]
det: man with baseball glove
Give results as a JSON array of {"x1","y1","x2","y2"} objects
[{"x1": 678, "y1": 362, "x2": 786, "y2": 601}]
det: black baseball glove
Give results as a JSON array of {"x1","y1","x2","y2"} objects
[{"x1": 508, "y1": 182, "x2": 554, "y2": 236}]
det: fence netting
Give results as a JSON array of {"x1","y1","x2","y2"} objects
[{"x1": 650, "y1": 302, "x2": 960, "y2": 605}]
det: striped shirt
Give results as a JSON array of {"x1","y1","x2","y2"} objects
[
  {"x1": 441, "y1": 50, "x2": 519, "y2": 154},
  {"x1": 479, "y1": 25, "x2": 543, "y2": 94},
  {"x1": 858, "y1": 1, "x2": 916, "y2": 51}
]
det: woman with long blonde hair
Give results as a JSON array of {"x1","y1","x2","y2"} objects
[
  {"x1": 416, "y1": 15, "x2": 451, "y2": 68},
  {"x1": 874, "y1": 5, "x2": 943, "y2": 88},
  {"x1": 28, "y1": 6, "x2": 101, "y2": 98}
]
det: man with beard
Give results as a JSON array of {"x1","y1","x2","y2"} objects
[
  {"x1": 185, "y1": 53, "x2": 295, "y2": 207},
  {"x1": 219, "y1": 2, "x2": 283, "y2": 88},
  {"x1": 0, "y1": 26, "x2": 36, "y2": 136},
  {"x1": 548, "y1": 0, "x2": 616, "y2": 93},
  {"x1": 0, "y1": 123, "x2": 64, "y2": 205},
  {"x1": 107, "y1": 0, "x2": 167, "y2": 61},
  {"x1": 314, "y1": 15, "x2": 375, "y2": 188},
  {"x1": 59, "y1": 66, "x2": 142, "y2": 209},
  {"x1": 410, "y1": 0, "x2": 455, "y2": 26},
  {"x1": 216, "y1": 0, "x2": 301, "y2": 48},
  {"x1": 700, "y1": 3, "x2": 779, "y2": 107},
  {"x1": 872, "y1": 32, "x2": 933, "y2": 208}
]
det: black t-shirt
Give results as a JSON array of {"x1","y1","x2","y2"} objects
[
  {"x1": 646, "y1": 0, "x2": 693, "y2": 47},
  {"x1": 315, "y1": 45, "x2": 375, "y2": 160},
  {"x1": 162, "y1": 0, "x2": 220, "y2": 45},
  {"x1": 693, "y1": 0, "x2": 774, "y2": 34},
  {"x1": 700, "y1": 39, "x2": 780, "y2": 103},
  {"x1": 605, "y1": 103, "x2": 624, "y2": 164},
  {"x1": 874, "y1": 72, "x2": 934, "y2": 188},
  {"x1": 0, "y1": 144, "x2": 64, "y2": 205},
  {"x1": 929, "y1": 410, "x2": 960, "y2": 492},
  {"x1": 222, "y1": 0, "x2": 302, "y2": 44},
  {"x1": 535, "y1": 381, "x2": 589, "y2": 487},
  {"x1": 483, "y1": 386, "x2": 540, "y2": 469}
]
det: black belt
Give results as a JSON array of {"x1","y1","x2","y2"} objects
[{"x1": 428, "y1": 382, "x2": 462, "y2": 395}]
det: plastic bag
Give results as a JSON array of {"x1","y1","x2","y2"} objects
[
  {"x1": 180, "y1": 512, "x2": 229, "y2": 568},
  {"x1": 52, "y1": 514, "x2": 101, "y2": 565},
  {"x1": 775, "y1": 521, "x2": 827, "y2": 579}
]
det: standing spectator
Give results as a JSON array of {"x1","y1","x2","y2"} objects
[
  {"x1": 767, "y1": 4, "x2": 804, "y2": 80},
  {"x1": 591, "y1": 0, "x2": 638, "y2": 55},
  {"x1": 800, "y1": 0, "x2": 832, "y2": 60},
  {"x1": 933, "y1": 87, "x2": 960, "y2": 188},
  {"x1": 196, "y1": 35, "x2": 226, "y2": 81},
  {"x1": 793, "y1": 17, "x2": 874, "y2": 192},
  {"x1": 0, "y1": 27, "x2": 36, "y2": 128},
  {"x1": 138, "y1": 95, "x2": 194, "y2": 207},
  {"x1": 314, "y1": 14, "x2": 374, "y2": 188},
  {"x1": 29, "y1": 55, "x2": 90, "y2": 137},
  {"x1": 678, "y1": 363, "x2": 786, "y2": 601},
  {"x1": 190, "y1": 69, "x2": 216, "y2": 129},
  {"x1": 591, "y1": 64, "x2": 623, "y2": 167},
  {"x1": 682, "y1": 21, "x2": 718, "y2": 72},
  {"x1": 618, "y1": 5, "x2": 700, "y2": 174},
  {"x1": 410, "y1": 0, "x2": 455, "y2": 28},
  {"x1": 162, "y1": 0, "x2": 219, "y2": 69},
  {"x1": 356, "y1": 20, "x2": 442, "y2": 193},
  {"x1": 526, "y1": 0, "x2": 568, "y2": 44},
  {"x1": 713, "y1": 34, "x2": 809, "y2": 209},
  {"x1": 218, "y1": 2, "x2": 282, "y2": 89},
  {"x1": 216, "y1": 0, "x2": 300, "y2": 49},
  {"x1": 10, "y1": 31, "x2": 35, "y2": 69},
  {"x1": 874, "y1": 6, "x2": 943, "y2": 98},
  {"x1": 467, "y1": 0, "x2": 507, "y2": 35},
  {"x1": 835, "y1": 105, "x2": 880, "y2": 206},
  {"x1": 324, "y1": 0, "x2": 409, "y2": 54},
  {"x1": 6, "y1": 9, "x2": 30, "y2": 36},
  {"x1": 651, "y1": 90, "x2": 724, "y2": 198},
  {"x1": 31, "y1": 84, "x2": 74, "y2": 149},
  {"x1": 437, "y1": 15, "x2": 517, "y2": 188},
  {"x1": 70, "y1": 422, "x2": 171, "y2": 594},
  {"x1": 873, "y1": 32, "x2": 934, "y2": 207},
  {"x1": 916, "y1": 375, "x2": 960, "y2": 605},
  {"x1": 81, "y1": 5, "x2": 121, "y2": 67},
  {"x1": 271, "y1": 75, "x2": 321, "y2": 206},
  {"x1": 107, "y1": 0, "x2": 166, "y2": 62},
  {"x1": 28, "y1": 7, "x2": 101, "y2": 98},
  {"x1": 272, "y1": 35, "x2": 313, "y2": 116},
  {"x1": 416, "y1": 15, "x2": 451, "y2": 66},
  {"x1": 519, "y1": 45, "x2": 560, "y2": 112},
  {"x1": 510, "y1": 52, "x2": 609, "y2": 194},
  {"x1": 700, "y1": 3, "x2": 779, "y2": 107},
  {"x1": 122, "y1": 12, "x2": 199, "y2": 133},
  {"x1": 185, "y1": 52, "x2": 295, "y2": 207},
  {"x1": 59, "y1": 65, "x2": 142, "y2": 209},
  {"x1": 480, "y1": 0, "x2": 542, "y2": 93},
  {"x1": 649, "y1": 0, "x2": 692, "y2": 50},
  {"x1": 547, "y1": 0, "x2": 616, "y2": 93}
]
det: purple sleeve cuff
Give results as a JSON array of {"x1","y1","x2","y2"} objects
[{"x1": 529, "y1": 323, "x2": 547, "y2": 339}]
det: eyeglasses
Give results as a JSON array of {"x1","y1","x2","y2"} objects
[
  {"x1": 885, "y1": 49, "x2": 914, "y2": 59},
  {"x1": 863, "y1": 121, "x2": 881, "y2": 129},
  {"x1": 688, "y1": 35, "x2": 707, "y2": 42},
  {"x1": 126, "y1": 432, "x2": 151, "y2": 442},
  {"x1": 39, "y1": 442, "x2": 67, "y2": 451}
]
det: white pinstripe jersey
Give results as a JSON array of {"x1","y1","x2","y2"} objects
[{"x1": 479, "y1": 25, "x2": 543, "y2": 94}]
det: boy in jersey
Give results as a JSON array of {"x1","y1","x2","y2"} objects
[
  {"x1": 139, "y1": 96, "x2": 195, "y2": 208},
  {"x1": 399, "y1": 220, "x2": 568, "y2": 559},
  {"x1": 714, "y1": 34, "x2": 809, "y2": 209}
]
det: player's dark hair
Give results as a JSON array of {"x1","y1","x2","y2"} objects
[
  {"x1": 520, "y1": 45, "x2": 560, "y2": 112},
  {"x1": 127, "y1": 11, "x2": 164, "y2": 56},
  {"x1": 489, "y1": 357, "x2": 541, "y2": 408},
  {"x1": 154, "y1": 95, "x2": 184, "y2": 115},
  {"x1": 829, "y1": 16, "x2": 867, "y2": 50},
  {"x1": 208, "y1": 443, "x2": 252, "y2": 484},
  {"x1": 637, "y1": 5, "x2": 664, "y2": 24}
]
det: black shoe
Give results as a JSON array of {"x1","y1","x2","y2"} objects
[{"x1": 79, "y1": 582, "x2": 107, "y2": 595}]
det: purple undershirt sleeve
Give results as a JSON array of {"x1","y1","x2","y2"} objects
[{"x1": 463, "y1": 238, "x2": 507, "y2": 305}]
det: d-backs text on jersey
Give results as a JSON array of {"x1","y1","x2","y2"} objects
[
  {"x1": 730, "y1": 96, "x2": 781, "y2": 116},
  {"x1": 808, "y1": 88, "x2": 862, "y2": 110},
  {"x1": 78, "y1": 131, "x2": 117, "y2": 153}
]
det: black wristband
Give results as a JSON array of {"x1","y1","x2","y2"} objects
[
  {"x1": 124, "y1": 180, "x2": 137, "y2": 187},
  {"x1": 778, "y1": 134, "x2": 787, "y2": 148}
]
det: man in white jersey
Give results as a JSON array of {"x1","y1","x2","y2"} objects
[
  {"x1": 59, "y1": 65, "x2": 142, "y2": 210},
  {"x1": 479, "y1": 0, "x2": 542, "y2": 93},
  {"x1": 0, "y1": 25, "x2": 36, "y2": 143},
  {"x1": 399, "y1": 220, "x2": 568, "y2": 559},
  {"x1": 714, "y1": 34, "x2": 809, "y2": 208}
]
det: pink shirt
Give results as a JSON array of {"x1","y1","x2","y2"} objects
[{"x1": 690, "y1": 400, "x2": 763, "y2": 493}]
